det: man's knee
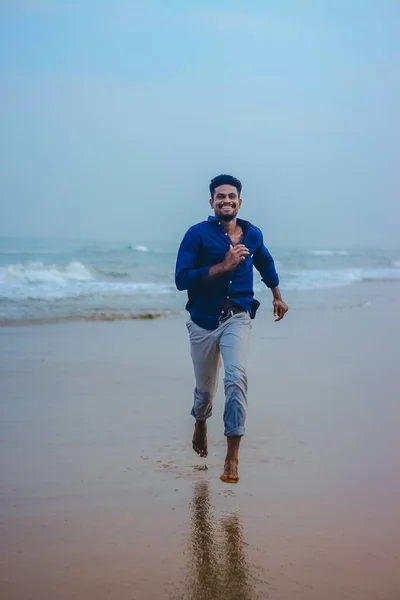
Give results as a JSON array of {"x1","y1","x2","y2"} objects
[{"x1": 224, "y1": 364, "x2": 248, "y2": 393}]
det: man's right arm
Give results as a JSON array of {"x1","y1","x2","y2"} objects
[
  {"x1": 175, "y1": 228, "x2": 210, "y2": 291},
  {"x1": 175, "y1": 229, "x2": 249, "y2": 291}
]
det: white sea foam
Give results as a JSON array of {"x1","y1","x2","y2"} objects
[
  {"x1": 2, "y1": 260, "x2": 400, "y2": 301},
  {"x1": 0, "y1": 261, "x2": 175, "y2": 300},
  {"x1": 256, "y1": 267, "x2": 400, "y2": 292},
  {"x1": 308, "y1": 250, "x2": 350, "y2": 257},
  {"x1": 0, "y1": 261, "x2": 93, "y2": 285},
  {"x1": 133, "y1": 245, "x2": 150, "y2": 253}
]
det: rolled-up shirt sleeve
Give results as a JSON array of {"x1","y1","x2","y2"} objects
[
  {"x1": 175, "y1": 227, "x2": 209, "y2": 291},
  {"x1": 252, "y1": 233, "x2": 279, "y2": 289}
]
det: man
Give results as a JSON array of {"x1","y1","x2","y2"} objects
[{"x1": 175, "y1": 174, "x2": 288, "y2": 483}]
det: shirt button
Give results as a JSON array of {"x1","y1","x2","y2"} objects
[
  {"x1": 229, "y1": 281, "x2": 232, "y2": 284},
  {"x1": 227, "y1": 296, "x2": 230, "y2": 299},
  {"x1": 225, "y1": 233, "x2": 228, "y2": 235}
]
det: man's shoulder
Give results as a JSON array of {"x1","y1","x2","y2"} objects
[
  {"x1": 184, "y1": 220, "x2": 211, "y2": 236},
  {"x1": 192, "y1": 219, "x2": 211, "y2": 230}
]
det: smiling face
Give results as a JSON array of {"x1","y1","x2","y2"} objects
[{"x1": 210, "y1": 184, "x2": 242, "y2": 222}]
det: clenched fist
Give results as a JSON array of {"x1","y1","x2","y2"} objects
[{"x1": 223, "y1": 244, "x2": 250, "y2": 271}]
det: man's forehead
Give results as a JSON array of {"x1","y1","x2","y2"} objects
[{"x1": 213, "y1": 184, "x2": 239, "y2": 196}]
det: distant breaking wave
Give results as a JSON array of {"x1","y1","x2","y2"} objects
[
  {"x1": 266, "y1": 267, "x2": 400, "y2": 291},
  {"x1": 308, "y1": 250, "x2": 350, "y2": 257},
  {"x1": 128, "y1": 245, "x2": 150, "y2": 253}
]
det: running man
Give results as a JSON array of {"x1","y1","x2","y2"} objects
[{"x1": 175, "y1": 174, "x2": 288, "y2": 483}]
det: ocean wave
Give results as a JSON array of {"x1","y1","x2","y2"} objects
[
  {"x1": 274, "y1": 267, "x2": 400, "y2": 291},
  {"x1": 0, "y1": 260, "x2": 179, "y2": 301},
  {"x1": 2, "y1": 258, "x2": 400, "y2": 305},
  {"x1": 128, "y1": 245, "x2": 150, "y2": 253},
  {"x1": 308, "y1": 250, "x2": 350, "y2": 257},
  {"x1": 0, "y1": 261, "x2": 93, "y2": 285},
  {"x1": 0, "y1": 278, "x2": 176, "y2": 300}
]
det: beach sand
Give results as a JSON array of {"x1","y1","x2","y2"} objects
[{"x1": 1, "y1": 281, "x2": 399, "y2": 599}]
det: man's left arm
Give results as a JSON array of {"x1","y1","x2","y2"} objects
[{"x1": 252, "y1": 235, "x2": 288, "y2": 322}]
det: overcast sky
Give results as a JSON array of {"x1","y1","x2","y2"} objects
[{"x1": 1, "y1": 0, "x2": 399, "y2": 247}]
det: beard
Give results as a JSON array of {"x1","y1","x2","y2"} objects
[{"x1": 218, "y1": 211, "x2": 237, "y2": 222}]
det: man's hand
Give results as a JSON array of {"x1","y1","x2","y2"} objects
[
  {"x1": 207, "y1": 244, "x2": 250, "y2": 281},
  {"x1": 273, "y1": 298, "x2": 288, "y2": 322},
  {"x1": 223, "y1": 245, "x2": 250, "y2": 271}
]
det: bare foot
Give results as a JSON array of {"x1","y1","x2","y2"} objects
[
  {"x1": 220, "y1": 459, "x2": 240, "y2": 484},
  {"x1": 192, "y1": 420, "x2": 208, "y2": 458}
]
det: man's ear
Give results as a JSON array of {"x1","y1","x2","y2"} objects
[{"x1": 209, "y1": 197, "x2": 214, "y2": 209}]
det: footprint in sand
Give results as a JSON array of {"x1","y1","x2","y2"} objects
[{"x1": 193, "y1": 464, "x2": 208, "y2": 471}]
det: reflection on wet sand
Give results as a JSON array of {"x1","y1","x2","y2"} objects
[{"x1": 185, "y1": 480, "x2": 256, "y2": 600}]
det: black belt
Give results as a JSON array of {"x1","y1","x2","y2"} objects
[{"x1": 218, "y1": 304, "x2": 246, "y2": 325}]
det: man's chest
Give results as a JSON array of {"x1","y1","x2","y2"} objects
[
  {"x1": 228, "y1": 227, "x2": 244, "y2": 247},
  {"x1": 198, "y1": 228, "x2": 258, "y2": 265}
]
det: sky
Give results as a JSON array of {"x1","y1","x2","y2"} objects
[{"x1": 0, "y1": 0, "x2": 399, "y2": 247}]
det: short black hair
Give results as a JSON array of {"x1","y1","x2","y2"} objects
[{"x1": 209, "y1": 174, "x2": 242, "y2": 198}]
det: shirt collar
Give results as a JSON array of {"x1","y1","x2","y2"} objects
[{"x1": 207, "y1": 215, "x2": 251, "y2": 230}]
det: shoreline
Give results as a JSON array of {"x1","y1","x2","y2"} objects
[{"x1": 0, "y1": 311, "x2": 168, "y2": 327}]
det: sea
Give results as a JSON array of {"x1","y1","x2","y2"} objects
[{"x1": 1, "y1": 236, "x2": 399, "y2": 325}]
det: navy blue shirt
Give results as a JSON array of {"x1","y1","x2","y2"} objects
[{"x1": 175, "y1": 216, "x2": 279, "y2": 330}]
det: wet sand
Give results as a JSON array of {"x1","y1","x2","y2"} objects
[{"x1": 1, "y1": 282, "x2": 400, "y2": 599}]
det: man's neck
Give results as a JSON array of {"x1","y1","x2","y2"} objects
[{"x1": 219, "y1": 217, "x2": 238, "y2": 235}]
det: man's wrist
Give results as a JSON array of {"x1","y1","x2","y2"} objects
[
  {"x1": 220, "y1": 261, "x2": 230, "y2": 273},
  {"x1": 271, "y1": 286, "x2": 282, "y2": 300},
  {"x1": 215, "y1": 260, "x2": 230, "y2": 274},
  {"x1": 208, "y1": 261, "x2": 230, "y2": 280}
]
